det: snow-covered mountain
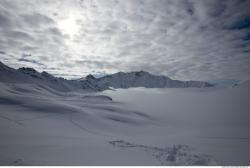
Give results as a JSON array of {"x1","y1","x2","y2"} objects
[
  {"x1": 1, "y1": 61, "x2": 250, "y2": 166},
  {"x1": 95, "y1": 71, "x2": 213, "y2": 89},
  {"x1": 0, "y1": 62, "x2": 92, "y2": 92},
  {"x1": 0, "y1": 61, "x2": 212, "y2": 91}
]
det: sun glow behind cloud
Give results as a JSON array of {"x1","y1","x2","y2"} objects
[
  {"x1": 58, "y1": 13, "x2": 81, "y2": 38},
  {"x1": 0, "y1": 0, "x2": 250, "y2": 80}
]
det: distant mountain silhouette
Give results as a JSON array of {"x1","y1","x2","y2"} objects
[{"x1": 0, "y1": 61, "x2": 213, "y2": 92}]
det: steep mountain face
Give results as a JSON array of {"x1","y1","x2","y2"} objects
[
  {"x1": 96, "y1": 71, "x2": 213, "y2": 89},
  {"x1": 0, "y1": 62, "x2": 87, "y2": 92},
  {"x1": 0, "y1": 61, "x2": 212, "y2": 92},
  {"x1": 0, "y1": 62, "x2": 31, "y2": 83}
]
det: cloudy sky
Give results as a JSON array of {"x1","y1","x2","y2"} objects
[{"x1": 0, "y1": 0, "x2": 250, "y2": 80}]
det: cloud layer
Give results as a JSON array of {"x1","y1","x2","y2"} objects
[{"x1": 0, "y1": 0, "x2": 250, "y2": 80}]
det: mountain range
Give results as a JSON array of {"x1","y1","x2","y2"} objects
[{"x1": 0, "y1": 61, "x2": 213, "y2": 92}]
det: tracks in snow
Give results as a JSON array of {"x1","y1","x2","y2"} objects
[{"x1": 109, "y1": 140, "x2": 217, "y2": 166}]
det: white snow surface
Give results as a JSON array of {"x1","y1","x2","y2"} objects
[
  {"x1": 0, "y1": 81, "x2": 249, "y2": 165},
  {"x1": 0, "y1": 62, "x2": 249, "y2": 165}
]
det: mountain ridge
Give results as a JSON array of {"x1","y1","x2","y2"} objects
[{"x1": 0, "y1": 61, "x2": 213, "y2": 91}]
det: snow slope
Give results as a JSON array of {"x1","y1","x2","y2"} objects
[
  {"x1": 0, "y1": 81, "x2": 249, "y2": 165},
  {"x1": 0, "y1": 61, "x2": 249, "y2": 165},
  {"x1": 0, "y1": 82, "x2": 156, "y2": 165},
  {"x1": 0, "y1": 81, "x2": 217, "y2": 166}
]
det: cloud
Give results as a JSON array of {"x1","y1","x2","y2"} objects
[
  {"x1": 20, "y1": 12, "x2": 55, "y2": 27},
  {"x1": 18, "y1": 58, "x2": 44, "y2": 66},
  {"x1": 0, "y1": 0, "x2": 250, "y2": 80},
  {"x1": 7, "y1": 30, "x2": 35, "y2": 42},
  {"x1": 230, "y1": 17, "x2": 250, "y2": 30},
  {"x1": 0, "y1": 9, "x2": 12, "y2": 29},
  {"x1": 0, "y1": 51, "x2": 6, "y2": 54}
]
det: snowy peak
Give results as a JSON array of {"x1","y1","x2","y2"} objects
[
  {"x1": 18, "y1": 67, "x2": 43, "y2": 79},
  {"x1": 95, "y1": 71, "x2": 212, "y2": 89},
  {"x1": 17, "y1": 67, "x2": 60, "y2": 83},
  {"x1": 86, "y1": 74, "x2": 96, "y2": 80},
  {"x1": 41, "y1": 71, "x2": 56, "y2": 79},
  {"x1": 18, "y1": 67, "x2": 38, "y2": 74},
  {"x1": 0, "y1": 61, "x2": 13, "y2": 71},
  {"x1": 0, "y1": 61, "x2": 213, "y2": 91}
]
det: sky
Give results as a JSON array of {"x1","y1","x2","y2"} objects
[{"x1": 0, "y1": 0, "x2": 250, "y2": 80}]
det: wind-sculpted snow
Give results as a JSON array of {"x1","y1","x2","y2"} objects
[
  {"x1": 1, "y1": 81, "x2": 250, "y2": 165},
  {"x1": 109, "y1": 140, "x2": 217, "y2": 166},
  {"x1": 0, "y1": 82, "x2": 153, "y2": 134},
  {"x1": 0, "y1": 82, "x2": 158, "y2": 165},
  {"x1": 81, "y1": 95, "x2": 113, "y2": 102}
]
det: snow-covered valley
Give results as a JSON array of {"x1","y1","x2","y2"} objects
[
  {"x1": 0, "y1": 80, "x2": 250, "y2": 165},
  {"x1": 1, "y1": 0, "x2": 250, "y2": 165},
  {"x1": 104, "y1": 87, "x2": 250, "y2": 165}
]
